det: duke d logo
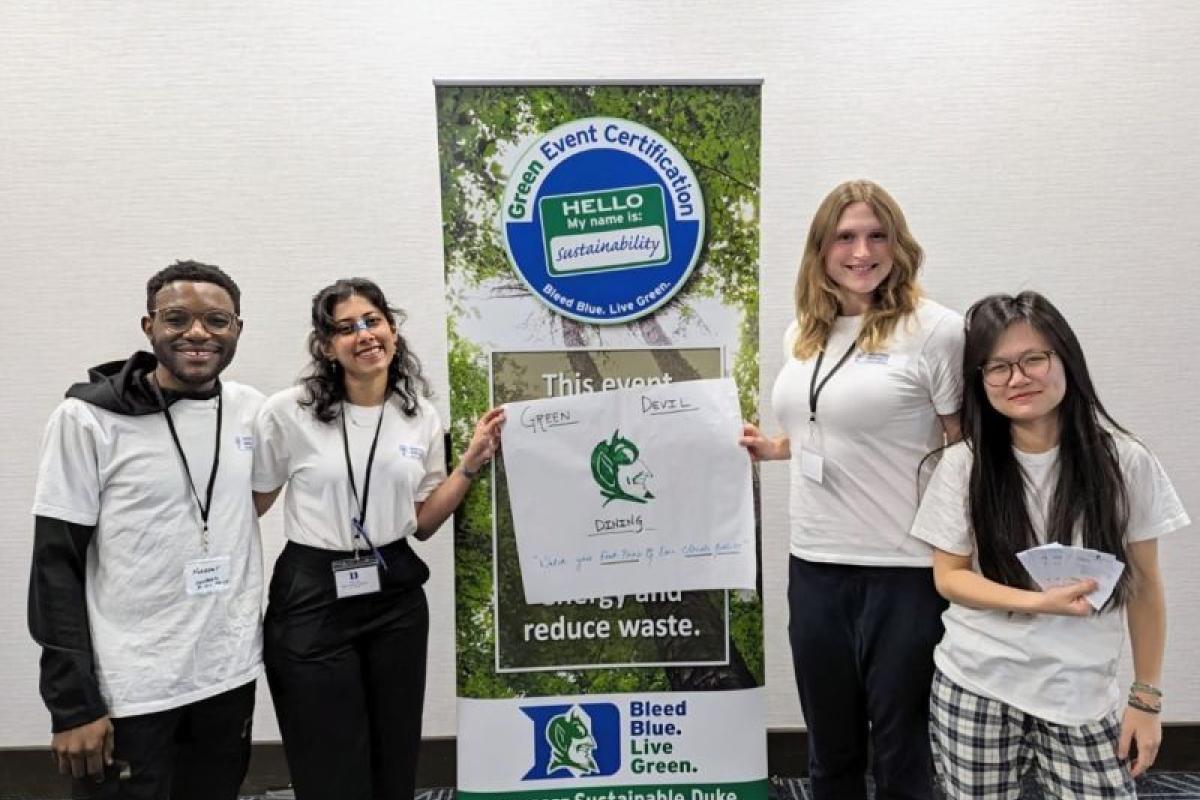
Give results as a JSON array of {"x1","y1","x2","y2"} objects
[
  {"x1": 590, "y1": 430, "x2": 655, "y2": 506},
  {"x1": 522, "y1": 703, "x2": 621, "y2": 780}
]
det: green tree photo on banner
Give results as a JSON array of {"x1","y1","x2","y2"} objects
[{"x1": 436, "y1": 84, "x2": 762, "y2": 701}]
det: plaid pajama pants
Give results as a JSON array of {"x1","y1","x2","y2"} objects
[{"x1": 929, "y1": 669, "x2": 1136, "y2": 799}]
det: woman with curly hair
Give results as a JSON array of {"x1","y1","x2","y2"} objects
[
  {"x1": 252, "y1": 278, "x2": 503, "y2": 799},
  {"x1": 742, "y1": 180, "x2": 963, "y2": 799}
]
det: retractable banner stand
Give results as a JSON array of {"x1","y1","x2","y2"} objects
[{"x1": 435, "y1": 82, "x2": 765, "y2": 800}]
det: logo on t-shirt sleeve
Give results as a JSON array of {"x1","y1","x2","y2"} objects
[{"x1": 855, "y1": 352, "x2": 891, "y2": 366}]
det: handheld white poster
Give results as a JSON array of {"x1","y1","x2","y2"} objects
[{"x1": 502, "y1": 378, "x2": 755, "y2": 604}]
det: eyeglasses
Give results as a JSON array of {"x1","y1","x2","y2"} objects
[
  {"x1": 151, "y1": 307, "x2": 238, "y2": 334},
  {"x1": 332, "y1": 315, "x2": 387, "y2": 338},
  {"x1": 980, "y1": 350, "x2": 1056, "y2": 387}
]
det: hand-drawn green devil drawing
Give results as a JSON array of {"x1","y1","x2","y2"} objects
[{"x1": 590, "y1": 430, "x2": 656, "y2": 506}]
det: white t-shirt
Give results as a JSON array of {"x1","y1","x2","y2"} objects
[
  {"x1": 31, "y1": 383, "x2": 265, "y2": 718},
  {"x1": 911, "y1": 437, "x2": 1190, "y2": 725},
  {"x1": 770, "y1": 298, "x2": 964, "y2": 566},
  {"x1": 253, "y1": 386, "x2": 446, "y2": 551}
]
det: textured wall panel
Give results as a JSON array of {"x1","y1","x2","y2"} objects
[{"x1": 1, "y1": 0, "x2": 1196, "y2": 747}]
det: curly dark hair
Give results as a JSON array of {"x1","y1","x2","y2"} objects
[
  {"x1": 146, "y1": 259, "x2": 241, "y2": 314},
  {"x1": 299, "y1": 278, "x2": 428, "y2": 422}
]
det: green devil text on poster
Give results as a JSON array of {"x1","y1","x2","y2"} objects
[{"x1": 435, "y1": 83, "x2": 764, "y2": 796}]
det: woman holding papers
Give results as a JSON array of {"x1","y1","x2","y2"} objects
[
  {"x1": 910, "y1": 292, "x2": 1189, "y2": 797},
  {"x1": 252, "y1": 278, "x2": 503, "y2": 800},
  {"x1": 741, "y1": 180, "x2": 964, "y2": 800}
]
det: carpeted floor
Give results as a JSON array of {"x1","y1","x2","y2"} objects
[
  {"x1": 251, "y1": 774, "x2": 1200, "y2": 800},
  {"x1": 9, "y1": 776, "x2": 1200, "y2": 800},
  {"x1": 768, "y1": 773, "x2": 1200, "y2": 799}
]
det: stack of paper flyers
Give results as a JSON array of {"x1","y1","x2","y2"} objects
[{"x1": 1016, "y1": 543, "x2": 1125, "y2": 610}]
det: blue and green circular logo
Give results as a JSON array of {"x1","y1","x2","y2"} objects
[{"x1": 502, "y1": 117, "x2": 705, "y2": 325}]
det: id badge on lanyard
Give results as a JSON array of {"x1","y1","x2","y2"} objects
[
  {"x1": 184, "y1": 555, "x2": 232, "y2": 595},
  {"x1": 332, "y1": 554, "x2": 381, "y2": 598},
  {"x1": 337, "y1": 402, "x2": 389, "y2": 598},
  {"x1": 160, "y1": 385, "x2": 225, "y2": 587},
  {"x1": 803, "y1": 338, "x2": 857, "y2": 485},
  {"x1": 800, "y1": 420, "x2": 825, "y2": 484}
]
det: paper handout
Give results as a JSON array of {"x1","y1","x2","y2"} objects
[{"x1": 1017, "y1": 542, "x2": 1125, "y2": 611}]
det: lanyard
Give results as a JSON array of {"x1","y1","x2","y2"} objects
[
  {"x1": 808, "y1": 338, "x2": 858, "y2": 422},
  {"x1": 162, "y1": 392, "x2": 223, "y2": 554},
  {"x1": 340, "y1": 401, "x2": 389, "y2": 569}
]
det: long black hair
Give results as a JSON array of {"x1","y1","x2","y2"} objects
[
  {"x1": 299, "y1": 278, "x2": 428, "y2": 422},
  {"x1": 961, "y1": 292, "x2": 1132, "y2": 609}
]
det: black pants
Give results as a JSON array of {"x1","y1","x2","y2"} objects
[
  {"x1": 787, "y1": 556, "x2": 946, "y2": 800},
  {"x1": 264, "y1": 539, "x2": 430, "y2": 800},
  {"x1": 76, "y1": 680, "x2": 255, "y2": 800}
]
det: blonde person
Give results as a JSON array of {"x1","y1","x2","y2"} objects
[
  {"x1": 911, "y1": 292, "x2": 1188, "y2": 798},
  {"x1": 741, "y1": 181, "x2": 963, "y2": 800},
  {"x1": 253, "y1": 278, "x2": 503, "y2": 799}
]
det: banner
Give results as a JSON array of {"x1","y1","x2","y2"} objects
[
  {"x1": 436, "y1": 82, "x2": 764, "y2": 800},
  {"x1": 501, "y1": 378, "x2": 755, "y2": 604}
]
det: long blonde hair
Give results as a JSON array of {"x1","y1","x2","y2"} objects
[{"x1": 792, "y1": 180, "x2": 923, "y2": 359}]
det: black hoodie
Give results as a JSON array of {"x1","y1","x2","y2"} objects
[{"x1": 29, "y1": 352, "x2": 219, "y2": 732}]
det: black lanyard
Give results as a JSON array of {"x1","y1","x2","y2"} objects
[
  {"x1": 162, "y1": 391, "x2": 223, "y2": 553},
  {"x1": 808, "y1": 338, "x2": 858, "y2": 422},
  {"x1": 340, "y1": 401, "x2": 389, "y2": 568}
]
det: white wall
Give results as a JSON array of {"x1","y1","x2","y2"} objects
[{"x1": 2, "y1": 0, "x2": 1197, "y2": 747}]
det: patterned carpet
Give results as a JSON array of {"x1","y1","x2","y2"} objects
[{"x1": 768, "y1": 772, "x2": 1200, "y2": 799}]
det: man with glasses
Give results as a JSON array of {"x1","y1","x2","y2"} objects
[{"x1": 29, "y1": 260, "x2": 264, "y2": 799}]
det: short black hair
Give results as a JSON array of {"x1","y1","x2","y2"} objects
[{"x1": 146, "y1": 260, "x2": 241, "y2": 314}]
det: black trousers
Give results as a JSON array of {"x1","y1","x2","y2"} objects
[
  {"x1": 76, "y1": 680, "x2": 255, "y2": 800},
  {"x1": 264, "y1": 539, "x2": 430, "y2": 800},
  {"x1": 787, "y1": 555, "x2": 946, "y2": 800}
]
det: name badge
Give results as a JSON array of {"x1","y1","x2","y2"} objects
[
  {"x1": 800, "y1": 447, "x2": 824, "y2": 484},
  {"x1": 185, "y1": 556, "x2": 232, "y2": 595},
  {"x1": 332, "y1": 556, "x2": 381, "y2": 598}
]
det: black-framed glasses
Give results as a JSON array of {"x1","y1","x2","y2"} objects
[
  {"x1": 332, "y1": 314, "x2": 387, "y2": 338},
  {"x1": 980, "y1": 350, "x2": 1056, "y2": 387},
  {"x1": 151, "y1": 307, "x2": 238, "y2": 334}
]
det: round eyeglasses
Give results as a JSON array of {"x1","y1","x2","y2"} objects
[
  {"x1": 332, "y1": 314, "x2": 387, "y2": 338},
  {"x1": 151, "y1": 307, "x2": 238, "y2": 334},
  {"x1": 980, "y1": 350, "x2": 1056, "y2": 387}
]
